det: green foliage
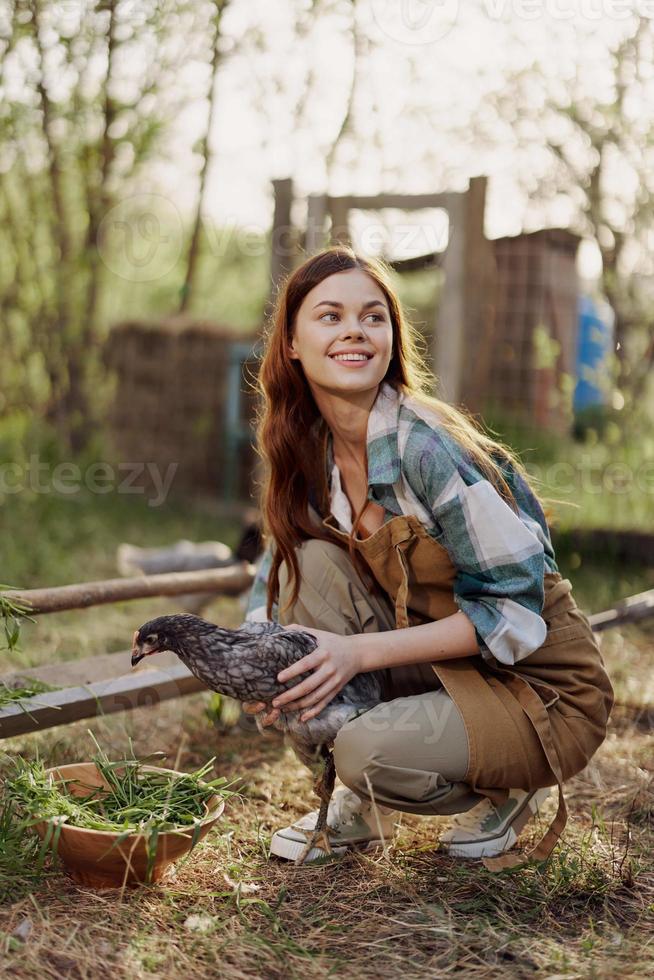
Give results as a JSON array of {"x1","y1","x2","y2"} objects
[
  {"x1": 481, "y1": 407, "x2": 654, "y2": 533},
  {"x1": 0, "y1": 796, "x2": 51, "y2": 905},
  {"x1": 0, "y1": 0, "x2": 233, "y2": 454},
  {"x1": 0, "y1": 588, "x2": 35, "y2": 654},
  {"x1": 204, "y1": 692, "x2": 243, "y2": 730},
  {"x1": 0, "y1": 678, "x2": 60, "y2": 711}
]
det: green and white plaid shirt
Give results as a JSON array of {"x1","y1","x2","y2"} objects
[{"x1": 244, "y1": 382, "x2": 559, "y2": 666}]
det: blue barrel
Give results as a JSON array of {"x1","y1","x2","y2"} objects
[{"x1": 574, "y1": 294, "x2": 614, "y2": 412}]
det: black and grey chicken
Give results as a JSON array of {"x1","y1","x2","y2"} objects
[{"x1": 131, "y1": 614, "x2": 383, "y2": 864}]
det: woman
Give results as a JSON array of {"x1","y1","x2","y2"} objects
[{"x1": 243, "y1": 246, "x2": 614, "y2": 869}]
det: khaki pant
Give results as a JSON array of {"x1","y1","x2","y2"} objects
[{"x1": 278, "y1": 539, "x2": 485, "y2": 816}]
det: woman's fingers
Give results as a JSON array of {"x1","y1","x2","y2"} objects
[
  {"x1": 259, "y1": 707, "x2": 280, "y2": 726},
  {"x1": 273, "y1": 666, "x2": 329, "y2": 708},
  {"x1": 296, "y1": 678, "x2": 339, "y2": 716},
  {"x1": 300, "y1": 692, "x2": 336, "y2": 722},
  {"x1": 276, "y1": 652, "x2": 319, "y2": 684}
]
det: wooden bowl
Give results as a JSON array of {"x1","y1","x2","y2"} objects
[{"x1": 33, "y1": 762, "x2": 225, "y2": 889}]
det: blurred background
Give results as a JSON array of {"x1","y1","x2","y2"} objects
[{"x1": 1, "y1": 0, "x2": 653, "y2": 669}]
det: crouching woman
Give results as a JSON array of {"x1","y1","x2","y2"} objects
[{"x1": 243, "y1": 246, "x2": 614, "y2": 868}]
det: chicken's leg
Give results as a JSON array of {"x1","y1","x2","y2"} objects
[{"x1": 294, "y1": 748, "x2": 337, "y2": 866}]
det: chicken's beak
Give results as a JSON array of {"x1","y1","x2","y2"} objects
[{"x1": 131, "y1": 629, "x2": 147, "y2": 668}]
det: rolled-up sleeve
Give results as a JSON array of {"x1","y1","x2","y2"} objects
[
  {"x1": 417, "y1": 443, "x2": 547, "y2": 665},
  {"x1": 243, "y1": 543, "x2": 278, "y2": 623}
]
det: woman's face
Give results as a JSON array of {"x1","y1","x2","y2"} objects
[{"x1": 288, "y1": 268, "x2": 394, "y2": 398}]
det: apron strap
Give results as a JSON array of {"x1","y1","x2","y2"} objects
[
  {"x1": 393, "y1": 540, "x2": 411, "y2": 630},
  {"x1": 481, "y1": 669, "x2": 568, "y2": 871}
]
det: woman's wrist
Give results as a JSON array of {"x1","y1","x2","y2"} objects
[
  {"x1": 352, "y1": 612, "x2": 480, "y2": 672},
  {"x1": 352, "y1": 630, "x2": 396, "y2": 673}
]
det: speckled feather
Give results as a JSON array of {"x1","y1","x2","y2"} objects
[{"x1": 134, "y1": 614, "x2": 384, "y2": 749}]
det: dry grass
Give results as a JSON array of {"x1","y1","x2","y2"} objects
[{"x1": 1, "y1": 611, "x2": 652, "y2": 979}]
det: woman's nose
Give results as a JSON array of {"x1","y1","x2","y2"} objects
[{"x1": 340, "y1": 318, "x2": 367, "y2": 339}]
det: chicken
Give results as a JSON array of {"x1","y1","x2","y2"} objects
[{"x1": 131, "y1": 614, "x2": 384, "y2": 864}]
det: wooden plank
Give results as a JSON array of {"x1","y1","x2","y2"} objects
[
  {"x1": 332, "y1": 192, "x2": 451, "y2": 211},
  {"x1": 306, "y1": 194, "x2": 328, "y2": 252},
  {"x1": 460, "y1": 176, "x2": 495, "y2": 414},
  {"x1": 328, "y1": 196, "x2": 351, "y2": 246},
  {"x1": 269, "y1": 177, "x2": 295, "y2": 301},
  {"x1": 1, "y1": 650, "x2": 180, "y2": 690},
  {"x1": 588, "y1": 589, "x2": 654, "y2": 632},
  {"x1": 1, "y1": 563, "x2": 255, "y2": 615},
  {"x1": 0, "y1": 661, "x2": 206, "y2": 740},
  {"x1": 434, "y1": 191, "x2": 466, "y2": 402}
]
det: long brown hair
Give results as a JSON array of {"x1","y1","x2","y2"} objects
[{"x1": 254, "y1": 246, "x2": 551, "y2": 620}]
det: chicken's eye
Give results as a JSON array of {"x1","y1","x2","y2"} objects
[{"x1": 145, "y1": 633, "x2": 158, "y2": 645}]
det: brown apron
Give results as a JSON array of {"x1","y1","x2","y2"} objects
[{"x1": 321, "y1": 511, "x2": 614, "y2": 871}]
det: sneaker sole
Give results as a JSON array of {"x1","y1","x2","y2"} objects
[
  {"x1": 442, "y1": 787, "x2": 552, "y2": 859},
  {"x1": 269, "y1": 834, "x2": 385, "y2": 863}
]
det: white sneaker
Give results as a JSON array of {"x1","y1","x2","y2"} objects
[
  {"x1": 440, "y1": 787, "x2": 552, "y2": 859},
  {"x1": 269, "y1": 788, "x2": 397, "y2": 863}
]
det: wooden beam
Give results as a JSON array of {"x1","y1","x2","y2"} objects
[
  {"x1": 269, "y1": 178, "x2": 295, "y2": 302},
  {"x1": 306, "y1": 194, "x2": 328, "y2": 253},
  {"x1": 0, "y1": 660, "x2": 206, "y2": 740},
  {"x1": 328, "y1": 196, "x2": 351, "y2": 246},
  {"x1": 587, "y1": 588, "x2": 654, "y2": 632},
  {"x1": 459, "y1": 176, "x2": 496, "y2": 413},
  {"x1": 1, "y1": 563, "x2": 255, "y2": 615},
  {"x1": 2, "y1": 650, "x2": 180, "y2": 690},
  {"x1": 434, "y1": 179, "x2": 492, "y2": 407},
  {"x1": 434, "y1": 192, "x2": 466, "y2": 401},
  {"x1": 330, "y1": 192, "x2": 451, "y2": 211}
]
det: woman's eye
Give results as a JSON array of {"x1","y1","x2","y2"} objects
[{"x1": 319, "y1": 312, "x2": 385, "y2": 323}]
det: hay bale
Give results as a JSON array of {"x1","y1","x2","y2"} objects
[{"x1": 105, "y1": 320, "x2": 260, "y2": 499}]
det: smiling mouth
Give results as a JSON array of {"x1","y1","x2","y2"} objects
[{"x1": 328, "y1": 354, "x2": 374, "y2": 362}]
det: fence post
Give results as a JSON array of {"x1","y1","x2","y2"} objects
[
  {"x1": 328, "y1": 196, "x2": 352, "y2": 246},
  {"x1": 434, "y1": 176, "x2": 493, "y2": 408},
  {"x1": 306, "y1": 194, "x2": 329, "y2": 253},
  {"x1": 269, "y1": 178, "x2": 295, "y2": 312}
]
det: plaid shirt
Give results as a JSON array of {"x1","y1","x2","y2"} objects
[{"x1": 244, "y1": 381, "x2": 559, "y2": 666}]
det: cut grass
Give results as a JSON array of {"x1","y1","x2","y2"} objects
[
  {"x1": 3, "y1": 734, "x2": 236, "y2": 884},
  {"x1": 5, "y1": 749, "x2": 231, "y2": 836},
  {"x1": 0, "y1": 796, "x2": 53, "y2": 905},
  {"x1": 0, "y1": 586, "x2": 35, "y2": 654},
  {"x1": 0, "y1": 678, "x2": 60, "y2": 711}
]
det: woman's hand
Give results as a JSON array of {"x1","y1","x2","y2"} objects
[{"x1": 271, "y1": 624, "x2": 363, "y2": 722}]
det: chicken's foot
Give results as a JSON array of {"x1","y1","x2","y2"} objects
[{"x1": 294, "y1": 750, "x2": 336, "y2": 866}]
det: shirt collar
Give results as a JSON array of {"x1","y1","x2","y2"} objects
[{"x1": 324, "y1": 380, "x2": 402, "y2": 488}]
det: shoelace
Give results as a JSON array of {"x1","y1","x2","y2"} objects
[{"x1": 326, "y1": 789, "x2": 363, "y2": 827}]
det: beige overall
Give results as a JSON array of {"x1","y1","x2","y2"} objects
[{"x1": 280, "y1": 509, "x2": 614, "y2": 871}]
